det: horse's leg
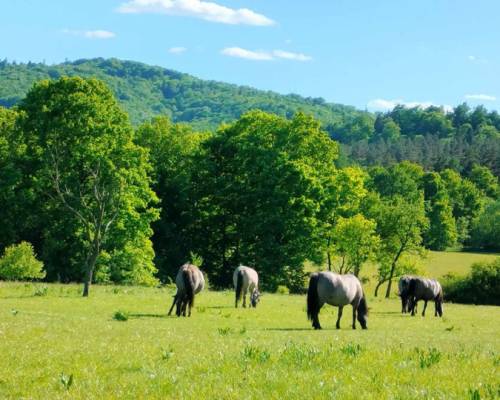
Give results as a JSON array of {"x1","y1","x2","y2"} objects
[
  {"x1": 422, "y1": 300, "x2": 428, "y2": 317},
  {"x1": 336, "y1": 306, "x2": 343, "y2": 329},
  {"x1": 312, "y1": 302, "x2": 323, "y2": 330},
  {"x1": 411, "y1": 299, "x2": 417, "y2": 316},
  {"x1": 167, "y1": 295, "x2": 177, "y2": 316},
  {"x1": 243, "y1": 288, "x2": 247, "y2": 308},
  {"x1": 352, "y1": 304, "x2": 357, "y2": 330}
]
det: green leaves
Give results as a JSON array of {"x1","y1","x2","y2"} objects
[
  {"x1": 0, "y1": 241, "x2": 45, "y2": 281},
  {"x1": 191, "y1": 111, "x2": 338, "y2": 290}
]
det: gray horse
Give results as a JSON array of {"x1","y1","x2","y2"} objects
[
  {"x1": 233, "y1": 265, "x2": 260, "y2": 308},
  {"x1": 168, "y1": 263, "x2": 205, "y2": 317},
  {"x1": 407, "y1": 277, "x2": 443, "y2": 317},
  {"x1": 307, "y1": 271, "x2": 368, "y2": 330}
]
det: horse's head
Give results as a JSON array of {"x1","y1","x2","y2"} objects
[
  {"x1": 357, "y1": 295, "x2": 368, "y2": 329},
  {"x1": 250, "y1": 289, "x2": 260, "y2": 308}
]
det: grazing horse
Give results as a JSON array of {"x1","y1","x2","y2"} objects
[
  {"x1": 398, "y1": 275, "x2": 415, "y2": 313},
  {"x1": 407, "y1": 277, "x2": 443, "y2": 317},
  {"x1": 307, "y1": 271, "x2": 368, "y2": 330},
  {"x1": 233, "y1": 265, "x2": 260, "y2": 308},
  {"x1": 168, "y1": 263, "x2": 205, "y2": 317}
]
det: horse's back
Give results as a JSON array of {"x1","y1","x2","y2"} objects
[
  {"x1": 317, "y1": 272, "x2": 361, "y2": 306},
  {"x1": 176, "y1": 263, "x2": 204, "y2": 293},
  {"x1": 412, "y1": 277, "x2": 441, "y2": 300},
  {"x1": 233, "y1": 265, "x2": 258, "y2": 287}
]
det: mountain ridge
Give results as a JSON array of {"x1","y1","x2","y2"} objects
[{"x1": 0, "y1": 57, "x2": 364, "y2": 129}]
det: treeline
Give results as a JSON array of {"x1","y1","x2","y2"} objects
[
  {"x1": 333, "y1": 104, "x2": 500, "y2": 176},
  {"x1": 0, "y1": 58, "x2": 361, "y2": 129},
  {"x1": 0, "y1": 77, "x2": 499, "y2": 296}
]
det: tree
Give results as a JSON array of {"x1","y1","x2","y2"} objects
[
  {"x1": 331, "y1": 214, "x2": 379, "y2": 276},
  {"x1": 469, "y1": 199, "x2": 500, "y2": 251},
  {"x1": 135, "y1": 116, "x2": 208, "y2": 281},
  {"x1": 422, "y1": 172, "x2": 457, "y2": 250},
  {"x1": 368, "y1": 195, "x2": 428, "y2": 297},
  {"x1": 440, "y1": 169, "x2": 482, "y2": 244},
  {"x1": 0, "y1": 242, "x2": 45, "y2": 280},
  {"x1": 381, "y1": 118, "x2": 401, "y2": 141},
  {"x1": 18, "y1": 77, "x2": 159, "y2": 296},
  {"x1": 322, "y1": 167, "x2": 367, "y2": 270},
  {"x1": 191, "y1": 111, "x2": 338, "y2": 291},
  {"x1": 469, "y1": 164, "x2": 499, "y2": 198}
]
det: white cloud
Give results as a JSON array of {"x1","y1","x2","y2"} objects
[
  {"x1": 117, "y1": 0, "x2": 274, "y2": 26},
  {"x1": 468, "y1": 55, "x2": 488, "y2": 64},
  {"x1": 367, "y1": 98, "x2": 452, "y2": 112},
  {"x1": 221, "y1": 47, "x2": 312, "y2": 62},
  {"x1": 221, "y1": 47, "x2": 273, "y2": 61},
  {"x1": 464, "y1": 94, "x2": 496, "y2": 101},
  {"x1": 272, "y1": 50, "x2": 312, "y2": 62},
  {"x1": 168, "y1": 46, "x2": 187, "y2": 54},
  {"x1": 63, "y1": 29, "x2": 116, "y2": 39}
]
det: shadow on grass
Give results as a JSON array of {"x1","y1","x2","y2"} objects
[
  {"x1": 372, "y1": 311, "x2": 400, "y2": 315},
  {"x1": 263, "y1": 327, "x2": 316, "y2": 332},
  {"x1": 127, "y1": 313, "x2": 168, "y2": 319}
]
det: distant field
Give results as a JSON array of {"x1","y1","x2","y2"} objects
[
  {"x1": 0, "y1": 277, "x2": 499, "y2": 399},
  {"x1": 308, "y1": 250, "x2": 499, "y2": 296}
]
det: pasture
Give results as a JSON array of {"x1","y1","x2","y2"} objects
[{"x1": 0, "y1": 252, "x2": 499, "y2": 399}]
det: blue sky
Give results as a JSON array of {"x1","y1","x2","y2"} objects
[{"x1": 2, "y1": 0, "x2": 499, "y2": 111}]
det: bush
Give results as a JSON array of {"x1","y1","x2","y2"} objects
[
  {"x1": 0, "y1": 242, "x2": 45, "y2": 281},
  {"x1": 275, "y1": 285, "x2": 290, "y2": 295},
  {"x1": 443, "y1": 258, "x2": 499, "y2": 305}
]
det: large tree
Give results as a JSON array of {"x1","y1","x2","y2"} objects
[
  {"x1": 366, "y1": 195, "x2": 428, "y2": 297},
  {"x1": 135, "y1": 116, "x2": 208, "y2": 281},
  {"x1": 331, "y1": 214, "x2": 379, "y2": 276},
  {"x1": 192, "y1": 111, "x2": 338, "y2": 291},
  {"x1": 18, "y1": 77, "x2": 158, "y2": 296}
]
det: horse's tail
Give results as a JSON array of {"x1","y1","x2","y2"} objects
[
  {"x1": 408, "y1": 278, "x2": 417, "y2": 296},
  {"x1": 235, "y1": 269, "x2": 244, "y2": 303},
  {"x1": 358, "y1": 292, "x2": 368, "y2": 317},
  {"x1": 183, "y1": 267, "x2": 195, "y2": 310},
  {"x1": 436, "y1": 283, "x2": 444, "y2": 316},
  {"x1": 307, "y1": 273, "x2": 320, "y2": 321}
]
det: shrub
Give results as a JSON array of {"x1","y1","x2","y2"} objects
[
  {"x1": 113, "y1": 310, "x2": 129, "y2": 321},
  {"x1": 0, "y1": 242, "x2": 45, "y2": 281},
  {"x1": 443, "y1": 258, "x2": 499, "y2": 305},
  {"x1": 275, "y1": 285, "x2": 290, "y2": 295}
]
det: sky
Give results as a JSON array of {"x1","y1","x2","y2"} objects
[{"x1": 1, "y1": 0, "x2": 500, "y2": 112}]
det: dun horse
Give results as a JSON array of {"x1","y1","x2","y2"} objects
[
  {"x1": 407, "y1": 277, "x2": 443, "y2": 317},
  {"x1": 168, "y1": 263, "x2": 205, "y2": 317},
  {"x1": 233, "y1": 265, "x2": 260, "y2": 308},
  {"x1": 307, "y1": 271, "x2": 368, "y2": 330}
]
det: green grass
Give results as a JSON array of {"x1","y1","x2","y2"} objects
[{"x1": 0, "y1": 252, "x2": 499, "y2": 399}]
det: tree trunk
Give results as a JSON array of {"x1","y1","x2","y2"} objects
[
  {"x1": 82, "y1": 245, "x2": 100, "y2": 297},
  {"x1": 326, "y1": 237, "x2": 332, "y2": 271},
  {"x1": 374, "y1": 280, "x2": 384, "y2": 297},
  {"x1": 385, "y1": 261, "x2": 397, "y2": 298}
]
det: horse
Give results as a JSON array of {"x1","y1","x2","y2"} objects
[
  {"x1": 167, "y1": 263, "x2": 205, "y2": 317},
  {"x1": 407, "y1": 277, "x2": 443, "y2": 317},
  {"x1": 307, "y1": 271, "x2": 368, "y2": 330},
  {"x1": 398, "y1": 275, "x2": 415, "y2": 313},
  {"x1": 233, "y1": 265, "x2": 260, "y2": 308}
]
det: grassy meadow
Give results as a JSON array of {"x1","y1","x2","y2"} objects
[{"x1": 0, "y1": 252, "x2": 499, "y2": 399}]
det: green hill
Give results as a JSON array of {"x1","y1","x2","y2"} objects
[{"x1": 0, "y1": 58, "x2": 362, "y2": 129}]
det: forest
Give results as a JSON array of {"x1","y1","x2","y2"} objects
[
  {"x1": 0, "y1": 75, "x2": 498, "y2": 296},
  {"x1": 1, "y1": 58, "x2": 498, "y2": 178}
]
